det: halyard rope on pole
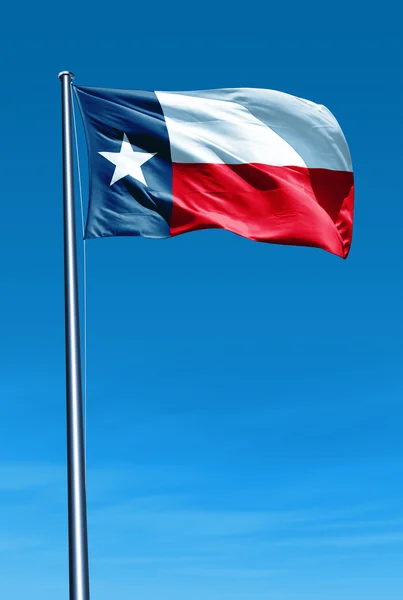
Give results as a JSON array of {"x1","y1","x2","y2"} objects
[{"x1": 72, "y1": 87, "x2": 88, "y2": 444}]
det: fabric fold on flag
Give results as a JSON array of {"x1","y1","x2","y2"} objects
[{"x1": 74, "y1": 85, "x2": 354, "y2": 258}]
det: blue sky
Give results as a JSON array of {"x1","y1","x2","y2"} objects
[{"x1": 0, "y1": 1, "x2": 402, "y2": 598}]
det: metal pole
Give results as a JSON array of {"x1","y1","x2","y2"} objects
[{"x1": 58, "y1": 71, "x2": 90, "y2": 600}]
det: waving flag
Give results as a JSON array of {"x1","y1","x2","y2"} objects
[{"x1": 74, "y1": 86, "x2": 354, "y2": 257}]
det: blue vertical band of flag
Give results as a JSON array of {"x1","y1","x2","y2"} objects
[{"x1": 74, "y1": 85, "x2": 173, "y2": 239}]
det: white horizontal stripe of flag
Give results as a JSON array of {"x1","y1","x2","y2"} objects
[{"x1": 155, "y1": 89, "x2": 352, "y2": 171}]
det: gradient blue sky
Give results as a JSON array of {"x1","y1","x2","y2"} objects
[{"x1": 0, "y1": 2, "x2": 402, "y2": 599}]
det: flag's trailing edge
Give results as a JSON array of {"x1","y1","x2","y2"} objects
[{"x1": 74, "y1": 86, "x2": 354, "y2": 258}]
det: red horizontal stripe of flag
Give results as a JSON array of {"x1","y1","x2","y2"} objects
[{"x1": 170, "y1": 164, "x2": 354, "y2": 258}]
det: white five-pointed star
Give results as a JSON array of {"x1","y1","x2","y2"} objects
[{"x1": 99, "y1": 133, "x2": 156, "y2": 187}]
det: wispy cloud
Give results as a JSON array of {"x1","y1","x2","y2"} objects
[
  {"x1": 0, "y1": 533, "x2": 43, "y2": 553},
  {"x1": 274, "y1": 532, "x2": 403, "y2": 549},
  {"x1": 0, "y1": 463, "x2": 64, "y2": 492},
  {"x1": 2, "y1": 460, "x2": 402, "y2": 581},
  {"x1": 166, "y1": 567, "x2": 283, "y2": 579},
  {"x1": 90, "y1": 495, "x2": 401, "y2": 538}
]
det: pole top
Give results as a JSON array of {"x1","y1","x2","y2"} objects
[{"x1": 58, "y1": 71, "x2": 75, "y2": 81}]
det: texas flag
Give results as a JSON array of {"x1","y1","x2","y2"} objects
[{"x1": 74, "y1": 86, "x2": 354, "y2": 258}]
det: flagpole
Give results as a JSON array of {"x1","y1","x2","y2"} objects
[{"x1": 58, "y1": 70, "x2": 90, "y2": 600}]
